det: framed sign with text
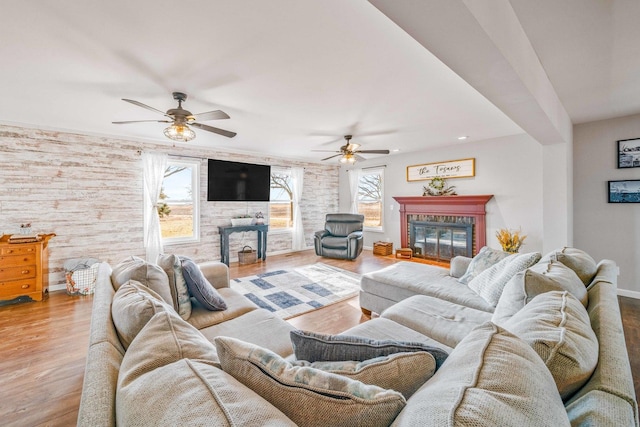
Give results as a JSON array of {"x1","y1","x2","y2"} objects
[{"x1": 406, "y1": 158, "x2": 475, "y2": 182}]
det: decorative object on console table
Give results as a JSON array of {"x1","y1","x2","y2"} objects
[
  {"x1": 254, "y1": 211, "x2": 265, "y2": 225},
  {"x1": 373, "y1": 241, "x2": 393, "y2": 256},
  {"x1": 0, "y1": 233, "x2": 55, "y2": 303},
  {"x1": 396, "y1": 248, "x2": 413, "y2": 259},
  {"x1": 231, "y1": 215, "x2": 254, "y2": 227},
  {"x1": 495, "y1": 228, "x2": 527, "y2": 253}
]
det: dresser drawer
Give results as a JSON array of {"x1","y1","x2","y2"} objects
[
  {"x1": 0, "y1": 253, "x2": 36, "y2": 267},
  {"x1": 0, "y1": 264, "x2": 37, "y2": 281},
  {"x1": 0, "y1": 278, "x2": 37, "y2": 295},
  {"x1": 1, "y1": 245, "x2": 37, "y2": 256}
]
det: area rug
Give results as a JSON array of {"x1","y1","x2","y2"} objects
[{"x1": 230, "y1": 263, "x2": 362, "y2": 319}]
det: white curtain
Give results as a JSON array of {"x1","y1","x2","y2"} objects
[
  {"x1": 348, "y1": 169, "x2": 361, "y2": 214},
  {"x1": 291, "y1": 167, "x2": 306, "y2": 250},
  {"x1": 142, "y1": 152, "x2": 168, "y2": 263}
]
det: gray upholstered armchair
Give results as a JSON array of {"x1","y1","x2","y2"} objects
[{"x1": 314, "y1": 213, "x2": 364, "y2": 260}]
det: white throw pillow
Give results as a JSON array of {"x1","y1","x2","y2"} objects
[
  {"x1": 467, "y1": 251, "x2": 541, "y2": 306},
  {"x1": 458, "y1": 246, "x2": 511, "y2": 285}
]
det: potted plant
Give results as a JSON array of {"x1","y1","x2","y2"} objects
[{"x1": 254, "y1": 211, "x2": 265, "y2": 225}]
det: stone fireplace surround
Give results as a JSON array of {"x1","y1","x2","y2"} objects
[{"x1": 393, "y1": 195, "x2": 494, "y2": 259}]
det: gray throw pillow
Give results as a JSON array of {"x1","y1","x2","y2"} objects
[
  {"x1": 458, "y1": 246, "x2": 511, "y2": 285},
  {"x1": 290, "y1": 330, "x2": 449, "y2": 369},
  {"x1": 468, "y1": 251, "x2": 541, "y2": 306},
  {"x1": 180, "y1": 257, "x2": 227, "y2": 311},
  {"x1": 157, "y1": 253, "x2": 192, "y2": 320},
  {"x1": 111, "y1": 255, "x2": 174, "y2": 306},
  {"x1": 540, "y1": 247, "x2": 598, "y2": 286}
]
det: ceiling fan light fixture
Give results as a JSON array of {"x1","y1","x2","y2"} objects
[
  {"x1": 163, "y1": 123, "x2": 196, "y2": 142},
  {"x1": 340, "y1": 153, "x2": 356, "y2": 164}
]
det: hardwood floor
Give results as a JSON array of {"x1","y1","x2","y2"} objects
[{"x1": 0, "y1": 249, "x2": 638, "y2": 426}]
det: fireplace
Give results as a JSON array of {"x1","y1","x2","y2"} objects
[
  {"x1": 393, "y1": 195, "x2": 493, "y2": 260},
  {"x1": 410, "y1": 221, "x2": 473, "y2": 261}
]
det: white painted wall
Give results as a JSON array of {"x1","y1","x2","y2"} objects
[
  {"x1": 574, "y1": 113, "x2": 640, "y2": 294},
  {"x1": 339, "y1": 133, "x2": 544, "y2": 254}
]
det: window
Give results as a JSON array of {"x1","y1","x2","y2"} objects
[
  {"x1": 158, "y1": 158, "x2": 200, "y2": 244},
  {"x1": 270, "y1": 167, "x2": 293, "y2": 230},
  {"x1": 357, "y1": 168, "x2": 384, "y2": 231}
]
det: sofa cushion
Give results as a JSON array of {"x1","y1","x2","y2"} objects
[
  {"x1": 216, "y1": 336, "x2": 405, "y2": 427},
  {"x1": 290, "y1": 329, "x2": 449, "y2": 369},
  {"x1": 458, "y1": 246, "x2": 511, "y2": 284},
  {"x1": 381, "y1": 295, "x2": 492, "y2": 348},
  {"x1": 111, "y1": 255, "x2": 174, "y2": 306},
  {"x1": 111, "y1": 280, "x2": 173, "y2": 349},
  {"x1": 467, "y1": 251, "x2": 541, "y2": 306},
  {"x1": 541, "y1": 247, "x2": 598, "y2": 285},
  {"x1": 292, "y1": 351, "x2": 435, "y2": 399},
  {"x1": 180, "y1": 257, "x2": 227, "y2": 311},
  {"x1": 391, "y1": 322, "x2": 571, "y2": 427},
  {"x1": 361, "y1": 261, "x2": 495, "y2": 312},
  {"x1": 157, "y1": 253, "x2": 192, "y2": 320},
  {"x1": 503, "y1": 291, "x2": 598, "y2": 401},
  {"x1": 492, "y1": 260, "x2": 588, "y2": 325},
  {"x1": 187, "y1": 288, "x2": 257, "y2": 330},
  {"x1": 116, "y1": 312, "x2": 294, "y2": 426}
]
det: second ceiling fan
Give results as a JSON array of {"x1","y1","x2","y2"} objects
[{"x1": 315, "y1": 135, "x2": 390, "y2": 163}]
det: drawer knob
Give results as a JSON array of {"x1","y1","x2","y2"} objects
[
  {"x1": 21, "y1": 270, "x2": 30, "y2": 275},
  {"x1": 6, "y1": 249, "x2": 14, "y2": 254},
  {"x1": 21, "y1": 284, "x2": 30, "y2": 289}
]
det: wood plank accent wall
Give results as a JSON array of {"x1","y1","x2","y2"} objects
[{"x1": 0, "y1": 124, "x2": 339, "y2": 287}]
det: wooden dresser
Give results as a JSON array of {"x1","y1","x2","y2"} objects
[{"x1": 0, "y1": 234, "x2": 54, "y2": 302}]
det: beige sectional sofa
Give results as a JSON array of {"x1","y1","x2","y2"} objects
[{"x1": 78, "y1": 249, "x2": 639, "y2": 426}]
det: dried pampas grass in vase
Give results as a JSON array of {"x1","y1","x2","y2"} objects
[{"x1": 496, "y1": 228, "x2": 526, "y2": 253}]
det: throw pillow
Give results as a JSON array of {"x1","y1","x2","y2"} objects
[
  {"x1": 290, "y1": 330, "x2": 449, "y2": 369},
  {"x1": 180, "y1": 257, "x2": 227, "y2": 311},
  {"x1": 111, "y1": 280, "x2": 173, "y2": 349},
  {"x1": 492, "y1": 260, "x2": 588, "y2": 325},
  {"x1": 111, "y1": 255, "x2": 174, "y2": 306},
  {"x1": 391, "y1": 322, "x2": 571, "y2": 427},
  {"x1": 215, "y1": 336, "x2": 406, "y2": 427},
  {"x1": 117, "y1": 311, "x2": 295, "y2": 426},
  {"x1": 292, "y1": 351, "x2": 436, "y2": 399},
  {"x1": 458, "y1": 246, "x2": 511, "y2": 285},
  {"x1": 540, "y1": 247, "x2": 598, "y2": 286},
  {"x1": 467, "y1": 251, "x2": 541, "y2": 306},
  {"x1": 502, "y1": 291, "x2": 598, "y2": 401},
  {"x1": 157, "y1": 253, "x2": 192, "y2": 320}
]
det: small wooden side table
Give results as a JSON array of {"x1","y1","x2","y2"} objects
[{"x1": 395, "y1": 248, "x2": 413, "y2": 259}]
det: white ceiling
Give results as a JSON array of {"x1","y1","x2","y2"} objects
[{"x1": 1, "y1": 1, "x2": 638, "y2": 162}]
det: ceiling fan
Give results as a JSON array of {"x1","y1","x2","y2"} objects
[
  {"x1": 314, "y1": 135, "x2": 390, "y2": 163},
  {"x1": 112, "y1": 92, "x2": 236, "y2": 141}
]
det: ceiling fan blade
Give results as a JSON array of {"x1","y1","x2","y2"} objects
[
  {"x1": 191, "y1": 122, "x2": 237, "y2": 138},
  {"x1": 122, "y1": 99, "x2": 168, "y2": 116},
  {"x1": 356, "y1": 149, "x2": 391, "y2": 154},
  {"x1": 311, "y1": 150, "x2": 341, "y2": 153},
  {"x1": 192, "y1": 110, "x2": 230, "y2": 121},
  {"x1": 321, "y1": 154, "x2": 342, "y2": 161},
  {"x1": 112, "y1": 120, "x2": 173, "y2": 124}
]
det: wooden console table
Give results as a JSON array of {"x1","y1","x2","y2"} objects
[{"x1": 218, "y1": 224, "x2": 268, "y2": 266}]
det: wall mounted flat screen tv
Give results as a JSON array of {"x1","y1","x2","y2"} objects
[{"x1": 207, "y1": 159, "x2": 271, "y2": 202}]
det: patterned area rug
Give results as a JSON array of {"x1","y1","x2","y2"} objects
[{"x1": 231, "y1": 263, "x2": 362, "y2": 319}]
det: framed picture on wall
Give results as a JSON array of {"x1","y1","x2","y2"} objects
[
  {"x1": 617, "y1": 138, "x2": 640, "y2": 168},
  {"x1": 608, "y1": 180, "x2": 640, "y2": 203}
]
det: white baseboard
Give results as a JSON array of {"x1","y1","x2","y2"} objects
[
  {"x1": 50, "y1": 283, "x2": 67, "y2": 292},
  {"x1": 617, "y1": 288, "x2": 640, "y2": 299}
]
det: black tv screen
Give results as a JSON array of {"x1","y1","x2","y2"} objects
[{"x1": 207, "y1": 159, "x2": 271, "y2": 202}]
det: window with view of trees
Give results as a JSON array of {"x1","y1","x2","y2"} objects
[
  {"x1": 270, "y1": 168, "x2": 293, "y2": 230},
  {"x1": 357, "y1": 168, "x2": 384, "y2": 230},
  {"x1": 158, "y1": 159, "x2": 200, "y2": 243}
]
